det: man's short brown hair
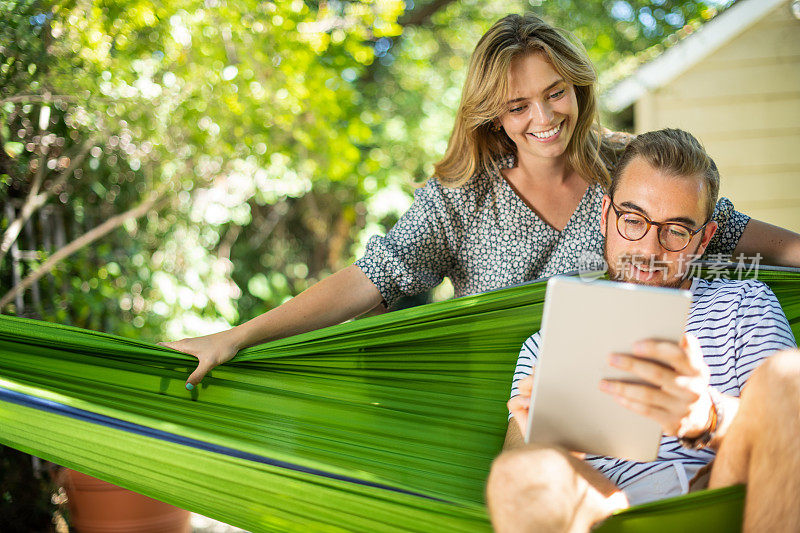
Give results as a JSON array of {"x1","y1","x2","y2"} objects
[{"x1": 609, "y1": 128, "x2": 720, "y2": 221}]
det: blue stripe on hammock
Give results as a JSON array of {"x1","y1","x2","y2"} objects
[{"x1": 0, "y1": 386, "x2": 448, "y2": 503}]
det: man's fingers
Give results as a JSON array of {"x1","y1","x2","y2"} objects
[
  {"x1": 609, "y1": 353, "x2": 676, "y2": 387},
  {"x1": 517, "y1": 374, "x2": 534, "y2": 395},
  {"x1": 608, "y1": 354, "x2": 703, "y2": 402},
  {"x1": 681, "y1": 333, "x2": 709, "y2": 378},
  {"x1": 507, "y1": 395, "x2": 530, "y2": 436},
  {"x1": 507, "y1": 395, "x2": 529, "y2": 412},
  {"x1": 607, "y1": 393, "x2": 672, "y2": 430},
  {"x1": 600, "y1": 379, "x2": 683, "y2": 412},
  {"x1": 632, "y1": 339, "x2": 699, "y2": 376}
]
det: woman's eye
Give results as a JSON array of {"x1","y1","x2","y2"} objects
[
  {"x1": 549, "y1": 89, "x2": 565, "y2": 99},
  {"x1": 510, "y1": 105, "x2": 526, "y2": 113}
]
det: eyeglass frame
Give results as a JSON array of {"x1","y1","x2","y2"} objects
[{"x1": 607, "y1": 199, "x2": 710, "y2": 252}]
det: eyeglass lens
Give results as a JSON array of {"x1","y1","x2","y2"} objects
[{"x1": 617, "y1": 213, "x2": 692, "y2": 251}]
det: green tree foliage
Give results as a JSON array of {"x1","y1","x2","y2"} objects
[
  {"x1": 1, "y1": 0, "x2": 407, "y2": 337},
  {"x1": 1, "y1": 0, "x2": 734, "y2": 337}
]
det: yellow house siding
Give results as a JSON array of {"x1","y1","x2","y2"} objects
[{"x1": 634, "y1": 1, "x2": 800, "y2": 233}]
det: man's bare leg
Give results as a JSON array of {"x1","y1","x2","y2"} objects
[
  {"x1": 486, "y1": 444, "x2": 628, "y2": 533},
  {"x1": 709, "y1": 350, "x2": 800, "y2": 533}
]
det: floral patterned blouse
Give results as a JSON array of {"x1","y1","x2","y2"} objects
[{"x1": 355, "y1": 153, "x2": 750, "y2": 308}]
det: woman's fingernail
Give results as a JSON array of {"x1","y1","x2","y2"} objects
[
  {"x1": 599, "y1": 380, "x2": 611, "y2": 392},
  {"x1": 185, "y1": 383, "x2": 194, "y2": 391}
]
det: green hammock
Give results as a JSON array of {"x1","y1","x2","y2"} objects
[{"x1": 0, "y1": 267, "x2": 798, "y2": 532}]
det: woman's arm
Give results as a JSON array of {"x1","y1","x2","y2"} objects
[
  {"x1": 734, "y1": 219, "x2": 800, "y2": 267},
  {"x1": 160, "y1": 264, "x2": 383, "y2": 388}
]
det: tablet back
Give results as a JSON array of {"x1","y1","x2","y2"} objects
[{"x1": 526, "y1": 276, "x2": 692, "y2": 462}]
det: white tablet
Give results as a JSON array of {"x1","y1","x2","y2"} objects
[{"x1": 525, "y1": 276, "x2": 692, "y2": 462}]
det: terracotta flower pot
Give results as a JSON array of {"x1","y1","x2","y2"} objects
[{"x1": 60, "y1": 469, "x2": 191, "y2": 533}]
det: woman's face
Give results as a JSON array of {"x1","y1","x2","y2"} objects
[{"x1": 499, "y1": 52, "x2": 579, "y2": 164}]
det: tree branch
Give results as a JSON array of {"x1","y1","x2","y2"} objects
[
  {"x1": 29, "y1": 142, "x2": 48, "y2": 198},
  {"x1": 361, "y1": 0, "x2": 457, "y2": 84},
  {"x1": 0, "y1": 118, "x2": 15, "y2": 179},
  {"x1": 0, "y1": 189, "x2": 169, "y2": 310},
  {"x1": 0, "y1": 94, "x2": 75, "y2": 105},
  {"x1": 0, "y1": 140, "x2": 93, "y2": 265},
  {"x1": 398, "y1": 0, "x2": 458, "y2": 27}
]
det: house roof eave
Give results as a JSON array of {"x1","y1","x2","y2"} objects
[{"x1": 604, "y1": 0, "x2": 787, "y2": 112}]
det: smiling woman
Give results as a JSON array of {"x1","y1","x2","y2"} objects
[
  {"x1": 501, "y1": 53, "x2": 579, "y2": 165},
  {"x1": 162, "y1": 12, "x2": 800, "y2": 390}
]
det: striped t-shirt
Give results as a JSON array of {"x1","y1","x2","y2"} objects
[{"x1": 510, "y1": 277, "x2": 796, "y2": 492}]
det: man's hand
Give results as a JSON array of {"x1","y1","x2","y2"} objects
[
  {"x1": 507, "y1": 373, "x2": 534, "y2": 437},
  {"x1": 599, "y1": 334, "x2": 714, "y2": 439},
  {"x1": 507, "y1": 371, "x2": 586, "y2": 458}
]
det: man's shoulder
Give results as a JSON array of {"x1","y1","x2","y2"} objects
[
  {"x1": 692, "y1": 277, "x2": 775, "y2": 306},
  {"x1": 519, "y1": 331, "x2": 543, "y2": 358}
]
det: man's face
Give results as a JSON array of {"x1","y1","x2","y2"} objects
[{"x1": 600, "y1": 156, "x2": 718, "y2": 289}]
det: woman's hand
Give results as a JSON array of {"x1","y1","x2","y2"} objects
[
  {"x1": 159, "y1": 330, "x2": 241, "y2": 389},
  {"x1": 159, "y1": 265, "x2": 383, "y2": 390}
]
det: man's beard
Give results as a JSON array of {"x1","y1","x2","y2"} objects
[{"x1": 604, "y1": 241, "x2": 702, "y2": 289}]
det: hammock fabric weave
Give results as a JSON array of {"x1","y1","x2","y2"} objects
[{"x1": 0, "y1": 267, "x2": 798, "y2": 532}]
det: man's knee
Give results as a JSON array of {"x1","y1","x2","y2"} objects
[
  {"x1": 487, "y1": 445, "x2": 578, "y2": 532},
  {"x1": 746, "y1": 349, "x2": 800, "y2": 408},
  {"x1": 489, "y1": 445, "x2": 575, "y2": 491}
]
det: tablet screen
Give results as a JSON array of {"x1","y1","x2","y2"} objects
[{"x1": 525, "y1": 276, "x2": 692, "y2": 462}]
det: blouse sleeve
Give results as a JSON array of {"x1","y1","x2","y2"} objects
[
  {"x1": 354, "y1": 180, "x2": 454, "y2": 308},
  {"x1": 704, "y1": 197, "x2": 750, "y2": 257}
]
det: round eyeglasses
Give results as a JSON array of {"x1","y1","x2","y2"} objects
[{"x1": 609, "y1": 201, "x2": 708, "y2": 252}]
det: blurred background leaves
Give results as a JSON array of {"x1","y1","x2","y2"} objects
[{"x1": 1, "y1": 0, "x2": 734, "y2": 340}]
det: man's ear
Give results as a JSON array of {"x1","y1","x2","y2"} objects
[
  {"x1": 600, "y1": 195, "x2": 611, "y2": 237},
  {"x1": 696, "y1": 220, "x2": 718, "y2": 256}
]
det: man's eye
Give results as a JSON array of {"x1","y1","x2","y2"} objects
[
  {"x1": 549, "y1": 89, "x2": 565, "y2": 99},
  {"x1": 668, "y1": 227, "x2": 689, "y2": 238},
  {"x1": 624, "y1": 217, "x2": 644, "y2": 227}
]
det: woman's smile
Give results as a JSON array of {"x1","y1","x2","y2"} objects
[{"x1": 527, "y1": 121, "x2": 564, "y2": 142}]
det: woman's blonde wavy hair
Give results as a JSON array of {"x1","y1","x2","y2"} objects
[{"x1": 434, "y1": 13, "x2": 624, "y2": 189}]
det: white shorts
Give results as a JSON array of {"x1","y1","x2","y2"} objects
[{"x1": 621, "y1": 463, "x2": 705, "y2": 507}]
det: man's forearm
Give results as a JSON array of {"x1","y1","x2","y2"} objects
[{"x1": 229, "y1": 264, "x2": 383, "y2": 349}]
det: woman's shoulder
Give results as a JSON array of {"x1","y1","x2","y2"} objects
[{"x1": 430, "y1": 154, "x2": 512, "y2": 193}]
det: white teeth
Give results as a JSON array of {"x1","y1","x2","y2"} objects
[{"x1": 530, "y1": 122, "x2": 562, "y2": 139}]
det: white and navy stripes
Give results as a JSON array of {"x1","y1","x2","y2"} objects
[{"x1": 510, "y1": 277, "x2": 796, "y2": 490}]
